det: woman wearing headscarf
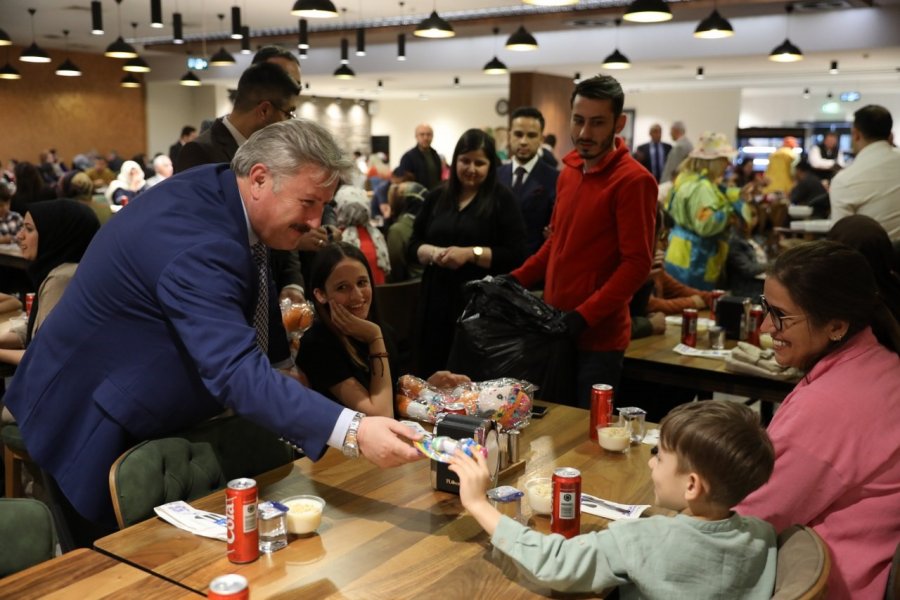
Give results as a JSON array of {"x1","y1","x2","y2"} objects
[
  {"x1": 0, "y1": 200, "x2": 100, "y2": 367},
  {"x1": 335, "y1": 186, "x2": 391, "y2": 285},
  {"x1": 105, "y1": 160, "x2": 148, "y2": 206},
  {"x1": 827, "y1": 214, "x2": 900, "y2": 323}
]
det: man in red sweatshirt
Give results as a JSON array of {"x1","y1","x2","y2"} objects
[{"x1": 510, "y1": 75, "x2": 657, "y2": 408}]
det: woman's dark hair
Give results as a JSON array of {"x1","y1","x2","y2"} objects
[
  {"x1": 13, "y1": 162, "x2": 47, "y2": 204},
  {"x1": 438, "y1": 128, "x2": 499, "y2": 217},
  {"x1": 308, "y1": 242, "x2": 383, "y2": 369},
  {"x1": 827, "y1": 215, "x2": 900, "y2": 325},
  {"x1": 768, "y1": 240, "x2": 900, "y2": 358}
]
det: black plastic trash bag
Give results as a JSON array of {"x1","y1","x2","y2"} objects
[{"x1": 447, "y1": 277, "x2": 576, "y2": 404}]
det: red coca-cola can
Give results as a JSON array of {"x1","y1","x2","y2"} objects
[
  {"x1": 24, "y1": 293, "x2": 35, "y2": 317},
  {"x1": 226, "y1": 478, "x2": 259, "y2": 564},
  {"x1": 551, "y1": 467, "x2": 581, "y2": 539},
  {"x1": 709, "y1": 289, "x2": 726, "y2": 323},
  {"x1": 208, "y1": 574, "x2": 250, "y2": 599},
  {"x1": 589, "y1": 384, "x2": 614, "y2": 442},
  {"x1": 442, "y1": 402, "x2": 467, "y2": 416},
  {"x1": 748, "y1": 304, "x2": 765, "y2": 346},
  {"x1": 681, "y1": 308, "x2": 698, "y2": 347}
]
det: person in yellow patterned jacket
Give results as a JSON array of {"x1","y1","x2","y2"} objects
[{"x1": 663, "y1": 132, "x2": 741, "y2": 290}]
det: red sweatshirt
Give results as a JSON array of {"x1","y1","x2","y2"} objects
[{"x1": 512, "y1": 138, "x2": 657, "y2": 352}]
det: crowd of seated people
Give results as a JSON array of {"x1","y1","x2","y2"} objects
[{"x1": 2, "y1": 94, "x2": 899, "y2": 600}]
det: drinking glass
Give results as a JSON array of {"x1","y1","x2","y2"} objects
[{"x1": 618, "y1": 407, "x2": 647, "y2": 444}]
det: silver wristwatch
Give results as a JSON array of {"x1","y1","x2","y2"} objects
[{"x1": 342, "y1": 412, "x2": 364, "y2": 458}]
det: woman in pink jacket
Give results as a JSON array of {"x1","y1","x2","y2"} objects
[{"x1": 736, "y1": 240, "x2": 900, "y2": 600}]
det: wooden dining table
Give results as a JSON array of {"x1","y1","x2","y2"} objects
[
  {"x1": 0, "y1": 548, "x2": 201, "y2": 599},
  {"x1": 624, "y1": 319, "x2": 797, "y2": 422},
  {"x1": 95, "y1": 403, "x2": 656, "y2": 599}
]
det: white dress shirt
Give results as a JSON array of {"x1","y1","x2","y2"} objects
[{"x1": 829, "y1": 141, "x2": 900, "y2": 240}]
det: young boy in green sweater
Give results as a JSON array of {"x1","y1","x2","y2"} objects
[{"x1": 449, "y1": 401, "x2": 778, "y2": 599}]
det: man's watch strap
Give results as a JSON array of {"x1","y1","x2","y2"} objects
[{"x1": 342, "y1": 412, "x2": 364, "y2": 458}]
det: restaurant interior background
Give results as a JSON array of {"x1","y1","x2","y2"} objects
[{"x1": 0, "y1": 0, "x2": 898, "y2": 168}]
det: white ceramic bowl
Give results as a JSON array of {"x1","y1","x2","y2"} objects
[
  {"x1": 598, "y1": 426, "x2": 631, "y2": 452},
  {"x1": 525, "y1": 477, "x2": 552, "y2": 515},
  {"x1": 281, "y1": 495, "x2": 325, "y2": 535}
]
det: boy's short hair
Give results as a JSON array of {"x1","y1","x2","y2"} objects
[{"x1": 660, "y1": 401, "x2": 774, "y2": 508}]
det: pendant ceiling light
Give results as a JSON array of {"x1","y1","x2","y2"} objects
[
  {"x1": 623, "y1": 0, "x2": 672, "y2": 23},
  {"x1": 694, "y1": 8, "x2": 734, "y2": 39},
  {"x1": 298, "y1": 19, "x2": 308, "y2": 49},
  {"x1": 180, "y1": 69, "x2": 201, "y2": 86},
  {"x1": 20, "y1": 9, "x2": 51, "y2": 63},
  {"x1": 695, "y1": 66, "x2": 705, "y2": 80},
  {"x1": 299, "y1": 47, "x2": 307, "y2": 60},
  {"x1": 355, "y1": 1, "x2": 365, "y2": 56},
  {"x1": 340, "y1": 38, "x2": 349, "y2": 65},
  {"x1": 505, "y1": 25, "x2": 538, "y2": 51},
  {"x1": 483, "y1": 27, "x2": 508, "y2": 75},
  {"x1": 91, "y1": 0, "x2": 104, "y2": 35},
  {"x1": 769, "y1": 5, "x2": 803, "y2": 62},
  {"x1": 120, "y1": 72, "x2": 141, "y2": 87},
  {"x1": 231, "y1": 5, "x2": 243, "y2": 39},
  {"x1": 150, "y1": 0, "x2": 163, "y2": 28},
  {"x1": 0, "y1": 63, "x2": 21, "y2": 79},
  {"x1": 0, "y1": 28, "x2": 10, "y2": 46},
  {"x1": 240, "y1": 25, "x2": 251, "y2": 54},
  {"x1": 829, "y1": 60, "x2": 838, "y2": 74},
  {"x1": 123, "y1": 23, "x2": 150, "y2": 72},
  {"x1": 602, "y1": 19, "x2": 631, "y2": 69},
  {"x1": 291, "y1": 0, "x2": 338, "y2": 18},
  {"x1": 105, "y1": 0, "x2": 138, "y2": 58},
  {"x1": 397, "y1": 33, "x2": 406, "y2": 61},
  {"x1": 173, "y1": 12, "x2": 184, "y2": 44},
  {"x1": 209, "y1": 14, "x2": 236, "y2": 66},
  {"x1": 333, "y1": 63, "x2": 354, "y2": 79},
  {"x1": 55, "y1": 29, "x2": 82, "y2": 76},
  {"x1": 415, "y1": 3, "x2": 454, "y2": 39}
]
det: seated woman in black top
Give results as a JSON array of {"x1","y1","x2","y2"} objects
[{"x1": 296, "y1": 242, "x2": 468, "y2": 417}]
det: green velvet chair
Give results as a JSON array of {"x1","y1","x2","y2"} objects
[
  {"x1": 174, "y1": 415, "x2": 296, "y2": 482},
  {"x1": 0, "y1": 498, "x2": 57, "y2": 577},
  {"x1": 109, "y1": 438, "x2": 226, "y2": 529}
]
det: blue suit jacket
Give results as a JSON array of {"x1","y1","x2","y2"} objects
[
  {"x1": 5, "y1": 164, "x2": 342, "y2": 523},
  {"x1": 498, "y1": 159, "x2": 558, "y2": 256}
]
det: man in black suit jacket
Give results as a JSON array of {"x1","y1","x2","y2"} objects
[
  {"x1": 168, "y1": 126, "x2": 197, "y2": 166},
  {"x1": 633, "y1": 123, "x2": 671, "y2": 182},
  {"x1": 498, "y1": 107, "x2": 559, "y2": 256},
  {"x1": 174, "y1": 61, "x2": 309, "y2": 301}
]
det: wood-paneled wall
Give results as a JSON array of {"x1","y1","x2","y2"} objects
[
  {"x1": 509, "y1": 72, "x2": 575, "y2": 160},
  {"x1": 0, "y1": 46, "x2": 147, "y2": 167}
]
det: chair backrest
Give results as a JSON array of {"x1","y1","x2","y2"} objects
[
  {"x1": 772, "y1": 525, "x2": 831, "y2": 600},
  {"x1": 374, "y1": 279, "x2": 421, "y2": 373},
  {"x1": 175, "y1": 415, "x2": 295, "y2": 482},
  {"x1": 0, "y1": 498, "x2": 57, "y2": 577},
  {"x1": 109, "y1": 438, "x2": 225, "y2": 529}
]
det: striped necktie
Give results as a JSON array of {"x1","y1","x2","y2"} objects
[{"x1": 251, "y1": 242, "x2": 269, "y2": 354}]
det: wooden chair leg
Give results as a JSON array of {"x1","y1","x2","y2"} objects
[{"x1": 4, "y1": 445, "x2": 24, "y2": 498}]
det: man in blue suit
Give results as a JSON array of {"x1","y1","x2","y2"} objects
[
  {"x1": 5, "y1": 120, "x2": 421, "y2": 535},
  {"x1": 498, "y1": 107, "x2": 559, "y2": 257}
]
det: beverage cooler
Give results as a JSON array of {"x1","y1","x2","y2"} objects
[{"x1": 735, "y1": 127, "x2": 807, "y2": 171}]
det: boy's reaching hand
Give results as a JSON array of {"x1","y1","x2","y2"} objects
[{"x1": 449, "y1": 449, "x2": 502, "y2": 535}]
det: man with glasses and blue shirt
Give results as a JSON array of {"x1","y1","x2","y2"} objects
[{"x1": 175, "y1": 61, "x2": 300, "y2": 174}]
